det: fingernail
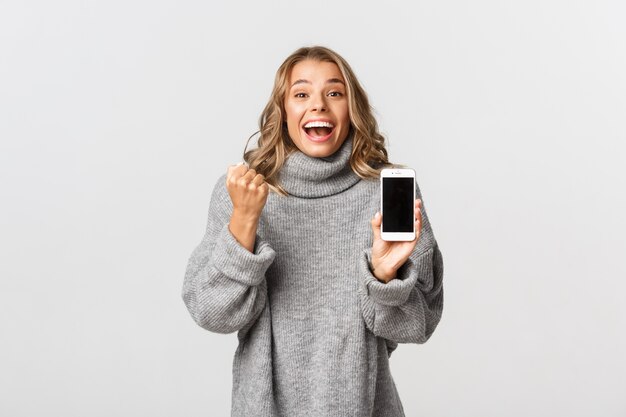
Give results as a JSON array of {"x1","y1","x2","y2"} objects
[{"x1": 375, "y1": 212, "x2": 380, "y2": 218}]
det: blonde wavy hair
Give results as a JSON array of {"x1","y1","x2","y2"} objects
[{"x1": 243, "y1": 45, "x2": 398, "y2": 196}]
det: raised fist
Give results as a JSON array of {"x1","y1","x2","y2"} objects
[{"x1": 225, "y1": 162, "x2": 269, "y2": 220}]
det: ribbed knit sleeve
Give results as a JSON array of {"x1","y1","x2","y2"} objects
[
  {"x1": 182, "y1": 174, "x2": 276, "y2": 334},
  {"x1": 358, "y1": 180, "x2": 444, "y2": 344}
]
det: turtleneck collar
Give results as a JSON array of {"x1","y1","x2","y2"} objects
[{"x1": 278, "y1": 131, "x2": 361, "y2": 198}]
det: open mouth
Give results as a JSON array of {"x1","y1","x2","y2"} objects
[{"x1": 302, "y1": 121, "x2": 335, "y2": 141}]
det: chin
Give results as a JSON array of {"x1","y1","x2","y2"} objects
[
  {"x1": 301, "y1": 139, "x2": 341, "y2": 158},
  {"x1": 290, "y1": 128, "x2": 348, "y2": 158}
]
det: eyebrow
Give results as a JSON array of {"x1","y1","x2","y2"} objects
[{"x1": 290, "y1": 78, "x2": 345, "y2": 88}]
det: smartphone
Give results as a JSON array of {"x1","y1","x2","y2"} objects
[{"x1": 380, "y1": 168, "x2": 416, "y2": 241}]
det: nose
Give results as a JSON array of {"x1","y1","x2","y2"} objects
[{"x1": 310, "y1": 93, "x2": 327, "y2": 112}]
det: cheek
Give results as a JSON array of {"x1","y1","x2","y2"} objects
[
  {"x1": 338, "y1": 104, "x2": 350, "y2": 125},
  {"x1": 334, "y1": 99, "x2": 348, "y2": 116},
  {"x1": 284, "y1": 106, "x2": 301, "y2": 132},
  {"x1": 284, "y1": 101, "x2": 302, "y2": 121}
]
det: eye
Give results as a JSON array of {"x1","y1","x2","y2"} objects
[
  {"x1": 294, "y1": 92, "x2": 308, "y2": 98},
  {"x1": 328, "y1": 91, "x2": 343, "y2": 97}
]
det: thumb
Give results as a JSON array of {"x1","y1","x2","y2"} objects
[{"x1": 371, "y1": 211, "x2": 382, "y2": 241}]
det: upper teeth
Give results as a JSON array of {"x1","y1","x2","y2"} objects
[{"x1": 304, "y1": 121, "x2": 334, "y2": 128}]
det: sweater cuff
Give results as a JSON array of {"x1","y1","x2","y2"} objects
[
  {"x1": 211, "y1": 222, "x2": 276, "y2": 287},
  {"x1": 360, "y1": 247, "x2": 418, "y2": 306}
]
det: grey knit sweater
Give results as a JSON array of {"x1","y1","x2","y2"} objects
[{"x1": 182, "y1": 133, "x2": 444, "y2": 417}]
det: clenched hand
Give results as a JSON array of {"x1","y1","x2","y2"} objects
[{"x1": 225, "y1": 162, "x2": 269, "y2": 253}]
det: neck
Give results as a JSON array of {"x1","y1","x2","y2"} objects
[{"x1": 278, "y1": 133, "x2": 361, "y2": 198}]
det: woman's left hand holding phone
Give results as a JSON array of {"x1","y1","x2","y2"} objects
[{"x1": 225, "y1": 162, "x2": 269, "y2": 253}]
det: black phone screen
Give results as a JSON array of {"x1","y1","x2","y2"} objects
[{"x1": 382, "y1": 177, "x2": 414, "y2": 232}]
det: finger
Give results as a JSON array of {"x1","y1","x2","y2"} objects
[
  {"x1": 415, "y1": 204, "x2": 422, "y2": 216},
  {"x1": 415, "y1": 211, "x2": 422, "y2": 232},
  {"x1": 371, "y1": 211, "x2": 382, "y2": 241},
  {"x1": 235, "y1": 168, "x2": 256, "y2": 187},
  {"x1": 258, "y1": 182, "x2": 270, "y2": 197},
  {"x1": 251, "y1": 173, "x2": 266, "y2": 186},
  {"x1": 227, "y1": 162, "x2": 247, "y2": 181},
  {"x1": 415, "y1": 217, "x2": 422, "y2": 239},
  {"x1": 241, "y1": 168, "x2": 257, "y2": 182},
  {"x1": 258, "y1": 181, "x2": 270, "y2": 195}
]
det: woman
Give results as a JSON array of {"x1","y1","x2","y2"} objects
[{"x1": 182, "y1": 45, "x2": 444, "y2": 417}]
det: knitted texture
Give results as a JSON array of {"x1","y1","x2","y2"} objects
[{"x1": 182, "y1": 133, "x2": 444, "y2": 417}]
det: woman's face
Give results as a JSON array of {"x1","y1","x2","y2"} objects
[{"x1": 283, "y1": 59, "x2": 351, "y2": 158}]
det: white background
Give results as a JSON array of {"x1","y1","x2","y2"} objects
[{"x1": 1, "y1": 0, "x2": 625, "y2": 416}]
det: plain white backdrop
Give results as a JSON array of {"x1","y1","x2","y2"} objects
[{"x1": 1, "y1": 0, "x2": 625, "y2": 416}]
